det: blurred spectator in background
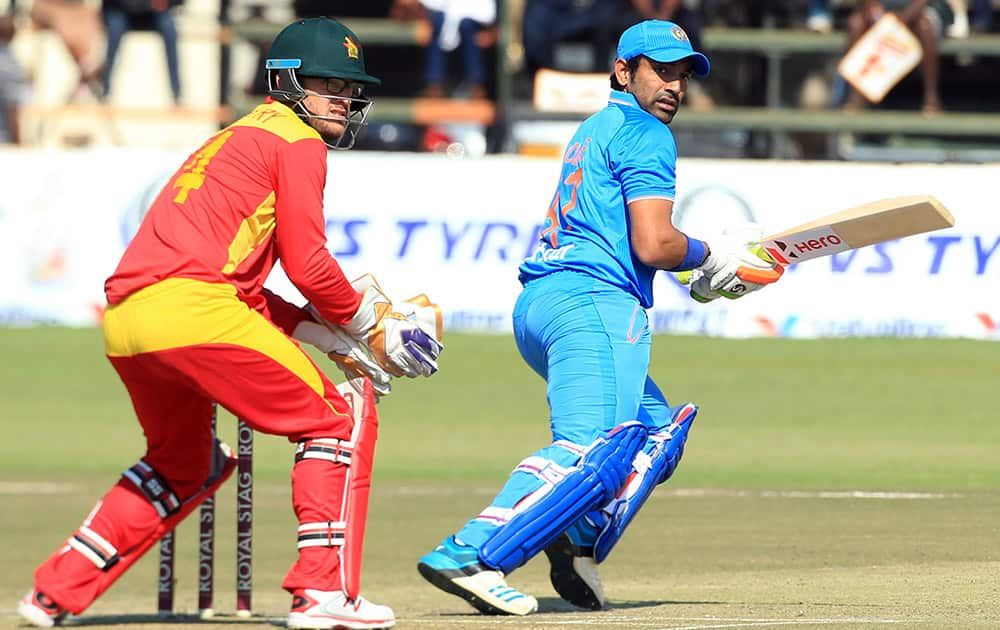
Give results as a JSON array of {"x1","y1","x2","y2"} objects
[
  {"x1": 297, "y1": 1, "x2": 395, "y2": 17},
  {"x1": 806, "y1": 0, "x2": 834, "y2": 32},
  {"x1": 420, "y1": 0, "x2": 495, "y2": 98},
  {"x1": 389, "y1": 0, "x2": 496, "y2": 99},
  {"x1": 101, "y1": 0, "x2": 182, "y2": 104},
  {"x1": 939, "y1": 0, "x2": 996, "y2": 36},
  {"x1": 522, "y1": 0, "x2": 622, "y2": 75},
  {"x1": 843, "y1": 0, "x2": 953, "y2": 114},
  {"x1": 0, "y1": 13, "x2": 30, "y2": 144},
  {"x1": 969, "y1": 0, "x2": 993, "y2": 31},
  {"x1": 520, "y1": 1, "x2": 707, "y2": 76},
  {"x1": 29, "y1": 0, "x2": 104, "y2": 101},
  {"x1": 390, "y1": 0, "x2": 425, "y2": 20},
  {"x1": 626, "y1": 1, "x2": 704, "y2": 51}
]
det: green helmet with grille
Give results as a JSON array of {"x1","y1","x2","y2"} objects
[{"x1": 265, "y1": 17, "x2": 381, "y2": 149}]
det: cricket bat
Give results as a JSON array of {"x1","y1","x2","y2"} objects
[{"x1": 760, "y1": 195, "x2": 955, "y2": 266}]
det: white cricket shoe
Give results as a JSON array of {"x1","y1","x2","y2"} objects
[
  {"x1": 287, "y1": 589, "x2": 395, "y2": 630},
  {"x1": 449, "y1": 568, "x2": 539, "y2": 616},
  {"x1": 16, "y1": 589, "x2": 68, "y2": 628},
  {"x1": 418, "y1": 536, "x2": 537, "y2": 616}
]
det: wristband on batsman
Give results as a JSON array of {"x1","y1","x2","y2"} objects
[{"x1": 666, "y1": 234, "x2": 708, "y2": 272}]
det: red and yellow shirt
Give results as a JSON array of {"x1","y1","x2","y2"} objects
[{"x1": 105, "y1": 100, "x2": 360, "y2": 334}]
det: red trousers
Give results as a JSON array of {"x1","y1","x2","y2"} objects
[{"x1": 34, "y1": 278, "x2": 357, "y2": 613}]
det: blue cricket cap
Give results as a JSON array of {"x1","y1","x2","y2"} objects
[{"x1": 616, "y1": 20, "x2": 710, "y2": 77}]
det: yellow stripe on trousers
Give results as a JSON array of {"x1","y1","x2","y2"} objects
[{"x1": 104, "y1": 277, "x2": 326, "y2": 399}]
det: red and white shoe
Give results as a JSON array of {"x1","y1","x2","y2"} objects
[
  {"x1": 287, "y1": 589, "x2": 395, "y2": 629},
  {"x1": 17, "y1": 589, "x2": 68, "y2": 628}
]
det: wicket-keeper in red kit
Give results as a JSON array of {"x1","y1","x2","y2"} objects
[{"x1": 17, "y1": 17, "x2": 442, "y2": 630}]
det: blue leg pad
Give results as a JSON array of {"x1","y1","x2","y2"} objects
[
  {"x1": 478, "y1": 422, "x2": 647, "y2": 575},
  {"x1": 592, "y1": 403, "x2": 698, "y2": 563}
]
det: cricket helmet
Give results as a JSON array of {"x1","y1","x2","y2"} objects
[{"x1": 265, "y1": 17, "x2": 381, "y2": 149}]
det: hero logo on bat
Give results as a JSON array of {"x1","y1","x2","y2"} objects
[{"x1": 764, "y1": 226, "x2": 849, "y2": 265}]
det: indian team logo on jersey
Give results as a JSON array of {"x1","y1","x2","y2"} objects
[
  {"x1": 671, "y1": 26, "x2": 688, "y2": 41},
  {"x1": 343, "y1": 36, "x2": 360, "y2": 59}
]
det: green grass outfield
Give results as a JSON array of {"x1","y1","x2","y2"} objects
[{"x1": 0, "y1": 328, "x2": 998, "y2": 629}]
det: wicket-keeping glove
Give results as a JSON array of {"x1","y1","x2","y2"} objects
[
  {"x1": 391, "y1": 292, "x2": 444, "y2": 365},
  {"x1": 342, "y1": 275, "x2": 444, "y2": 378},
  {"x1": 686, "y1": 223, "x2": 784, "y2": 303},
  {"x1": 292, "y1": 318, "x2": 393, "y2": 396}
]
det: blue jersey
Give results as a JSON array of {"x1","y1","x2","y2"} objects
[{"x1": 519, "y1": 90, "x2": 678, "y2": 308}]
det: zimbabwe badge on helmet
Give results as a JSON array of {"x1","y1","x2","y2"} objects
[{"x1": 343, "y1": 36, "x2": 359, "y2": 60}]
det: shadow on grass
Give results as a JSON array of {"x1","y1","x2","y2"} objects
[
  {"x1": 536, "y1": 596, "x2": 728, "y2": 612},
  {"x1": 66, "y1": 612, "x2": 284, "y2": 626},
  {"x1": 65, "y1": 601, "x2": 730, "y2": 626}
]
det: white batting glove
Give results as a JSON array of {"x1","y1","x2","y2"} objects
[
  {"x1": 292, "y1": 319, "x2": 393, "y2": 396},
  {"x1": 687, "y1": 223, "x2": 784, "y2": 303},
  {"x1": 689, "y1": 246, "x2": 783, "y2": 302}
]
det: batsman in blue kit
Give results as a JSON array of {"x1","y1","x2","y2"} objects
[{"x1": 418, "y1": 20, "x2": 784, "y2": 615}]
